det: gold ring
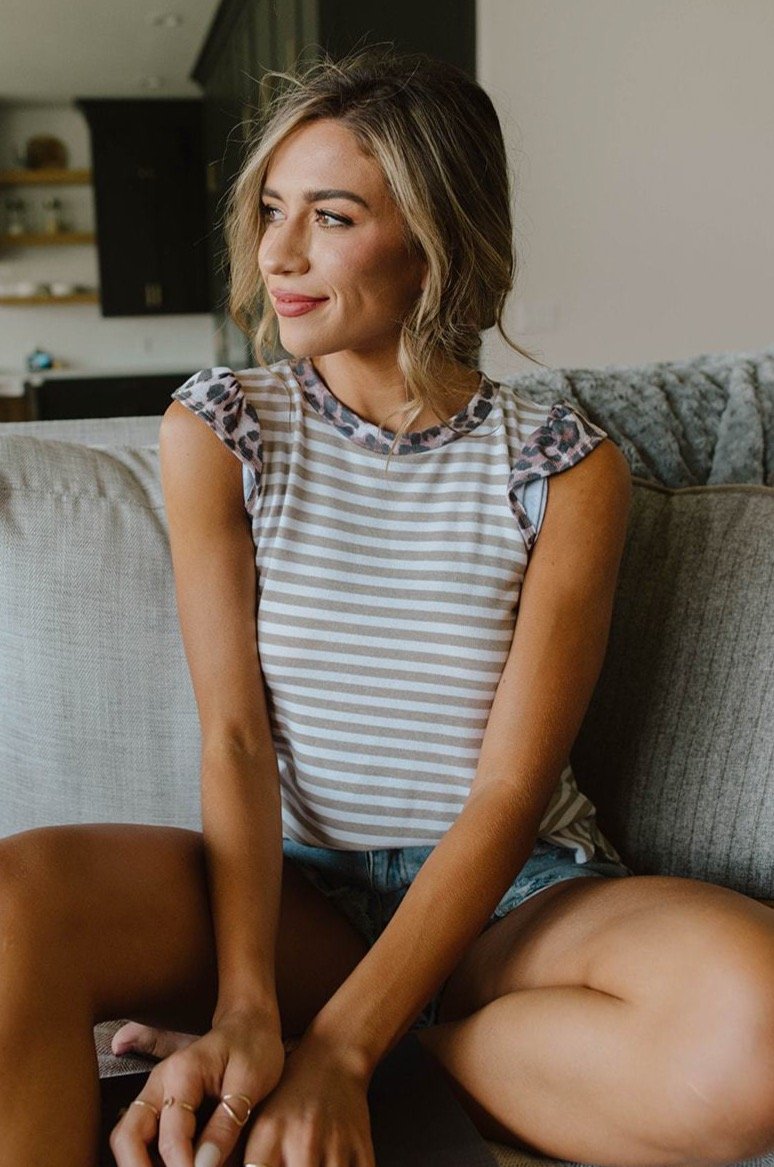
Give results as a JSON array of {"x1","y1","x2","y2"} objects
[
  {"x1": 162, "y1": 1096, "x2": 197, "y2": 1114},
  {"x1": 219, "y1": 1092, "x2": 253, "y2": 1127},
  {"x1": 130, "y1": 1099, "x2": 161, "y2": 1121}
]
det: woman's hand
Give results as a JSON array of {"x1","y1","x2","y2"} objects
[
  {"x1": 242, "y1": 1031, "x2": 376, "y2": 1167},
  {"x1": 109, "y1": 1008, "x2": 286, "y2": 1167}
]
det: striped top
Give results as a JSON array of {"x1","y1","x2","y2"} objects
[{"x1": 171, "y1": 356, "x2": 622, "y2": 864}]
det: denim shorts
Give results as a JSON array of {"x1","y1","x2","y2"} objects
[{"x1": 282, "y1": 836, "x2": 633, "y2": 1030}]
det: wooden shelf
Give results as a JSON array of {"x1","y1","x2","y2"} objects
[
  {"x1": 0, "y1": 168, "x2": 92, "y2": 187},
  {"x1": 0, "y1": 291, "x2": 99, "y2": 305},
  {"x1": 0, "y1": 170, "x2": 97, "y2": 307},
  {"x1": 0, "y1": 231, "x2": 95, "y2": 247}
]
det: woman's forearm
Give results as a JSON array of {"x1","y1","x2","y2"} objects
[
  {"x1": 200, "y1": 738, "x2": 284, "y2": 1025},
  {"x1": 306, "y1": 780, "x2": 544, "y2": 1074}
]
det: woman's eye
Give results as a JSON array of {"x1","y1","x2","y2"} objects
[
  {"x1": 317, "y1": 209, "x2": 351, "y2": 227},
  {"x1": 259, "y1": 203, "x2": 350, "y2": 227}
]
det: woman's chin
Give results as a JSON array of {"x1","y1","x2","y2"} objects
[
  {"x1": 276, "y1": 330, "x2": 322, "y2": 358},
  {"x1": 281, "y1": 340, "x2": 338, "y2": 361}
]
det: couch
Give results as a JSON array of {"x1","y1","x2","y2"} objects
[{"x1": 1, "y1": 344, "x2": 772, "y2": 1167}]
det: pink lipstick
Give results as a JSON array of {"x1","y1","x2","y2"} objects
[{"x1": 272, "y1": 292, "x2": 328, "y2": 317}]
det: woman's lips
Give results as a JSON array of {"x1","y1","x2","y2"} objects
[{"x1": 274, "y1": 296, "x2": 327, "y2": 317}]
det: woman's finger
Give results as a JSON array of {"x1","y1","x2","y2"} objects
[
  {"x1": 193, "y1": 1085, "x2": 258, "y2": 1167},
  {"x1": 241, "y1": 1115, "x2": 283, "y2": 1167},
  {"x1": 110, "y1": 1059, "x2": 203, "y2": 1167},
  {"x1": 110, "y1": 1086, "x2": 162, "y2": 1166},
  {"x1": 156, "y1": 1090, "x2": 200, "y2": 1167},
  {"x1": 112, "y1": 1020, "x2": 200, "y2": 1060}
]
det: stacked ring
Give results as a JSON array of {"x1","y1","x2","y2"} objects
[
  {"x1": 163, "y1": 1096, "x2": 197, "y2": 1114},
  {"x1": 130, "y1": 1099, "x2": 161, "y2": 1121},
  {"x1": 219, "y1": 1092, "x2": 253, "y2": 1127}
]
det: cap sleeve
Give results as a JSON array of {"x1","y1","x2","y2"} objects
[
  {"x1": 507, "y1": 401, "x2": 608, "y2": 551},
  {"x1": 170, "y1": 367, "x2": 262, "y2": 475}
]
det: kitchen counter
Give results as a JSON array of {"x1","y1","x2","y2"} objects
[{"x1": 0, "y1": 365, "x2": 197, "y2": 396}]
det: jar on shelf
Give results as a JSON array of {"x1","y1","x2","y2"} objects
[
  {"x1": 42, "y1": 197, "x2": 68, "y2": 234},
  {"x1": 3, "y1": 197, "x2": 28, "y2": 236}
]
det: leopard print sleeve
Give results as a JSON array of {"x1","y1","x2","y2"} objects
[
  {"x1": 170, "y1": 367, "x2": 263, "y2": 475},
  {"x1": 507, "y1": 401, "x2": 609, "y2": 552}
]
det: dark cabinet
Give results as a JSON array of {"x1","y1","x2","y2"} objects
[
  {"x1": 191, "y1": 0, "x2": 475, "y2": 367},
  {"x1": 24, "y1": 372, "x2": 194, "y2": 421},
  {"x1": 75, "y1": 99, "x2": 212, "y2": 318},
  {"x1": 310, "y1": 0, "x2": 475, "y2": 71}
]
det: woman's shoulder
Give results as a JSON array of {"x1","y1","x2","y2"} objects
[
  {"x1": 172, "y1": 357, "x2": 295, "y2": 402},
  {"x1": 168, "y1": 358, "x2": 306, "y2": 471},
  {"x1": 496, "y1": 379, "x2": 611, "y2": 482},
  {"x1": 496, "y1": 380, "x2": 627, "y2": 550},
  {"x1": 167, "y1": 361, "x2": 291, "y2": 471}
]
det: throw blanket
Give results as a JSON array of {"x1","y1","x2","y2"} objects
[{"x1": 501, "y1": 344, "x2": 774, "y2": 487}]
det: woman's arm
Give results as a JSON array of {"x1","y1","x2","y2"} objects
[
  {"x1": 114, "y1": 404, "x2": 285, "y2": 1167},
  {"x1": 303, "y1": 437, "x2": 634, "y2": 1074},
  {"x1": 159, "y1": 400, "x2": 283, "y2": 1025}
]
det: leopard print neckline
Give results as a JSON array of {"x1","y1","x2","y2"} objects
[{"x1": 288, "y1": 356, "x2": 498, "y2": 455}]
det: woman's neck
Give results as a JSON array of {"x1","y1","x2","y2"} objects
[{"x1": 308, "y1": 352, "x2": 480, "y2": 431}]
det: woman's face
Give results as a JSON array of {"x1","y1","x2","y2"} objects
[{"x1": 257, "y1": 119, "x2": 428, "y2": 362}]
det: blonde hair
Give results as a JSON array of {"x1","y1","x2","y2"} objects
[{"x1": 223, "y1": 43, "x2": 545, "y2": 461}]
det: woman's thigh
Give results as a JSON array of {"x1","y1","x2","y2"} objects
[
  {"x1": 0, "y1": 823, "x2": 369, "y2": 1037},
  {"x1": 437, "y1": 872, "x2": 774, "y2": 1023}
]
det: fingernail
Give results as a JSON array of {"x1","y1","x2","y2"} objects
[{"x1": 194, "y1": 1142, "x2": 221, "y2": 1167}]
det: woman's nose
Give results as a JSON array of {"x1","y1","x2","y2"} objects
[{"x1": 260, "y1": 221, "x2": 310, "y2": 275}]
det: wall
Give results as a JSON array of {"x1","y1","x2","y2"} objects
[
  {"x1": 477, "y1": 0, "x2": 774, "y2": 376},
  {"x1": 0, "y1": 102, "x2": 216, "y2": 378}
]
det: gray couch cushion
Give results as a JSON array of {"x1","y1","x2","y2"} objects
[
  {"x1": 572, "y1": 478, "x2": 774, "y2": 900},
  {"x1": 0, "y1": 436, "x2": 201, "y2": 834},
  {"x1": 0, "y1": 414, "x2": 162, "y2": 446}
]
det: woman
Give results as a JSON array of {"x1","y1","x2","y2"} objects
[{"x1": 3, "y1": 47, "x2": 772, "y2": 1167}]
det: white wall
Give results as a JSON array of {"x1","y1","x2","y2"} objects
[
  {"x1": 0, "y1": 102, "x2": 216, "y2": 378},
  {"x1": 478, "y1": 0, "x2": 774, "y2": 376}
]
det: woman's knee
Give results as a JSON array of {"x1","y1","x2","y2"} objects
[
  {"x1": 576, "y1": 877, "x2": 774, "y2": 1162},
  {"x1": 0, "y1": 826, "x2": 82, "y2": 942},
  {"x1": 0, "y1": 827, "x2": 103, "y2": 1024},
  {"x1": 0, "y1": 824, "x2": 219, "y2": 1026},
  {"x1": 668, "y1": 1044, "x2": 774, "y2": 1165},
  {"x1": 662, "y1": 909, "x2": 774, "y2": 1162}
]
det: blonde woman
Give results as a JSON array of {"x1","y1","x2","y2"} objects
[{"x1": 3, "y1": 47, "x2": 773, "y2": 1167}]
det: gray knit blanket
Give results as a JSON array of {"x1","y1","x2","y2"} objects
[{"x1": 501, "y1": 344, "x2": 774, "y2": 487}]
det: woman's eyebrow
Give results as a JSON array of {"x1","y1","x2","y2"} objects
[{"x1": 262, "y1": 186, "x2": 370, "y2": 210}]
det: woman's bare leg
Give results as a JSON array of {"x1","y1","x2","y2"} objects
[
  {"x1": 417, "y1": 875, "x2": 774, "y2": 1167},
  {"x1": 0, "y1": 822, "x2": 369, "y2": 1166}
]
